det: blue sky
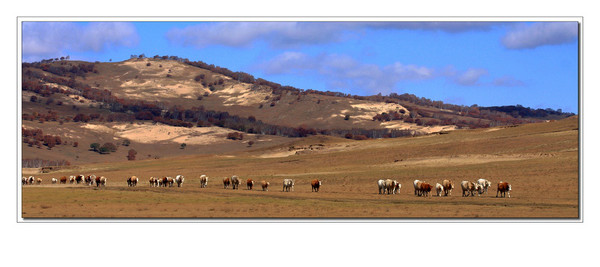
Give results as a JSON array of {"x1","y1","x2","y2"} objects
[{"x1": 22, "y1": 20, "x2": 579, "y2": 113}]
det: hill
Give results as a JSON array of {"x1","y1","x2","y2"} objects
[{"x1": 21, "y1": 56, "x2": 575, "y2": 167}]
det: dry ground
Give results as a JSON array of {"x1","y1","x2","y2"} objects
[{"x1": 21, "y1": 116, "x2": 579, "y2": 219}]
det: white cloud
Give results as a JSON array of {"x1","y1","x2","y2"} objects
[
  {"x1": 454, "y1": 68, "x2": 489, "y2": 86},
  {"x1": 166, "y1": 22, "x2": 347, "y2": 48},
  {"x1": 257, "y1": 52, "x2": 436, "y2": 94},
  {"x1": 493, "y1": 75, "x2": 525, "y2": 87},
  {"x1": 501, "y1": 22, "x2": 578, "y2": 50},
  {"x1": 22, "y1": 22, "x2": 139, "y2": 61},
  {"x1": 166, "y1": 21, "x2": 500, "y2": 48}
]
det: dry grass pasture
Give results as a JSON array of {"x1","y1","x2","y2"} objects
[{"x1": 21, "y1": 116, "x2": 579, "y2": 219}]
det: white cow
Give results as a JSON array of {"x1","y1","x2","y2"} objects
[
  {"x1": 199, "y1": 175, "x2": 208, "y2": 188},
  {"x1": 435, "y1": 183, "x2": 444, "y2": 196},
  {"x1": 51, "y1": 178, "x2": 58, "y2": 184},
  {"x1": 283, "y1": 179, "x2": 295, "y2": 192},
  {"x1": 175, "y1": 175, "x2": 185, "y2": 187},
  {"x1": 414, "y1": 180, "x2": 423, "y2": 196},
  {"x1": 231, "y1": 175, "x2": 240, "y2": 190},
  {"x1": 392, "y1": 181, "x2": 401, "y2": 194},
  {"x1": 477, "y1": 179, "x2": 492, "y2": 194},
  {"x1": 377, "y1": 179, "x2": 386, "y2": 194}
]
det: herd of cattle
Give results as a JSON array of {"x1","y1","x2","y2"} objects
[
  {"x1": 22, "y1": 175, "x2": 511, "y2": 198},
  {"x1": 391, "y1": 178, "x2": 512, "y2": 198},
  {"x1": 22, "y1": 175, "x2": 107, "y2": 187}
]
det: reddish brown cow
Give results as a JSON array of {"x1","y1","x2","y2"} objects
[
  {"x1": 223, "y1": 177, "x2": 231, "y2": 189},
  {"x1": 261, "y1": 181, "x2": 269, "y2": 191},
  {"x1": 246, "y1": 179, "x2": 254, "y2": 190},
  {"x1": 75, "y1": 175, "x2": 84, "y2": 184},
  {"x1": 311, "y1": 179, "x2": 321, "y2": 192},
  {"x1": 162, "y1": 177, "x2": 169, "y2": 187},
  {"x1": 496, "y1": 182, "x2": 512, "y2": 198},
  {"x1": 95, "y1": 176, "x2": 101, "y2": 187},
  {"x1": 419, "y1": 182, "x2": 432, "y2": 197},
  {"x1": 60, "y1": 176, "x2": 67, "y2": 184}
]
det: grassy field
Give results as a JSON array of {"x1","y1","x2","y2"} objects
[{"x1": 21, "y1": 116, "x2": 579, "y2": 219}]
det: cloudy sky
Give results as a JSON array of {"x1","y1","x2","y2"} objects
[{"x1": 21, "y1": 20, "x2": 579, "y2": 113}]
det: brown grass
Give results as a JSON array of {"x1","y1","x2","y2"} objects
[{"x1": 21, "y1": 116, "x2": 579, "y2": 219}]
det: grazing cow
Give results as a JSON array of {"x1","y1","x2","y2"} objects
[
  {"x1": 127, "y1": 176, "x2": 139, "y2": 187},
  {"x1": 22, "y1": 177, "x2": 27, "y2": 185},
  {"x1": 166, "y1": 177, "x2": 174, "y2": 187},
  {"x1": 377, "y1": 179, "x2": 386, "y2": 194},
  {"x1": 393, "y1": 181, "x2": 401, "y2": 194},
  {"x1": 496, "y1": 181, "x2": 512, "y2": 198},
  {"x1": 261, "y1": 181, "x2": 269, "y2": 191},
  {"x1": 161, "y1": 177, "x2": 169, "y2": 187},
  {"x1": 282, "y1": 179, "x2": 295, "y2": 192},
  {"x1": 231, "y1": 175, "x2": 240, "y2": 190},
  {"x1": 175, "y1": 175, "x2": 185, "y2": 187},
  {"x1": 28, "y1": 176, "x2": 35, "y2": 185},
  {"x1": 75, "y1": 175, "x2": 84, "y2": 184},
  {"x1": 311, "y1": 179, "x2": 321, "y2": 192},
  {"x1": 85, "y1": 175, "x2": 96, "y2": 186},
  {"x1": 419, "y1": 182, "x2": 432, "y2": 197},
  {"x1": 461, "y1": 181, "x2": 478, "y2": 197},
  {"x1": 97, "y1": 176, "x2": 107, "y2": 187},
  {"x1": 51, "y1": 178, "x2": 58, "y2": 184},
  {"x1": 60, "y1": 176, "x2": 67, "y2": 184},
  {"x1": 157, "y1": 178, "x2": 163, "y2": 187},
  {"x1": 36, "y1": 178, "x2": 43, "y2": 185},
  {"x1": 414, "y1": 180, "x2": 423, "y2": 196},
  {"x1": 477, "y1": 179, "x2": 492, "y2": 194},
  {"x1": 149, "y1": 177, "x2": 156, "y2": 187},
  {"x1": 199, "y1": 175, "x2": 208, "y2": 188},
  {"x1": 246, "y1": 178, "x2": 254, "y2": 190},
  {"x1": 223, "y1": 177, "x2": 231, "y2": 189},
  {"x1": 436, "y1": 183, "x2": 444, "y2": 196},
  {"x1": 442, "y1": 179, "x2": 454, "y2": 196},
  {"x1": 69, "y1": 176, "x2": 75, "y2": 184},
  {"x1": 474, "y1": 183, "x2": 484, "y2": 196},
  {"x1": 384, "y1": 179, "x2": 398, "y2": 195}
]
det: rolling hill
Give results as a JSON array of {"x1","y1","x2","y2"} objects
[{"x1": 21, "y1": 56, "x2": 574, "y2": 167}]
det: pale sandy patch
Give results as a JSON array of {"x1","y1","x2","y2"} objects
[
  {"x1": 80, "y1": 124, "x2": 116, "y2": 134},
  {"x1": 80, "y1": 123, "x2": 242, "y2": 145},
  {"x1": 215, "y1": 84, "x2": 271, "y2": 106}
]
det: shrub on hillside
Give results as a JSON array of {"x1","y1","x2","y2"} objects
[{"x1": 227, "y1": 132, "x2": 244, "y2": 140}]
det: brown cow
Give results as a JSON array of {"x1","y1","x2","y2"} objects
[
  {"x1": 60, "y1": 176, "x2": 67, "y2": 184},
  {"x1": 223, "y1": 177, "x2": 231, "y2": 189},
  {"x1": 419, "y1": 182, "x2": 432, "y2": 197},
  {"x1": 85, "y1": 175, "x2": 95, "y2": 186},
  {"x1": 127, "y1": 176, "x2": 139, "y2": 187},
  {"x1": 36, "y1": 178, "x2": 43, "y2": 185},
  {"x1": 75, "y1": 175, "x2": 84, "y2": 184},
  {"x1": 261, "y1": 181, "x2": 269, "y2": 191},
  {"x1": 461, "y1": 181, "x2": 477, "y2": 197},
  {"x1": 246, "y1": 179, "x2": 254, "y2": 190},
  {"x1": 442, "y1": 179, "x2": 454, "y2": 196},
  {"x1": 311, "y1": 179, "x2": 321, "y2": 192},
  {"x1": 97, "y1": 176, "x2": 107, "y2": 187},
  {"x1": 161, "y1": 177, "x2": 169, "y2": 187},
  {"x1": 496, "y1": 181, "x2": 512, "y2": 198}
]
